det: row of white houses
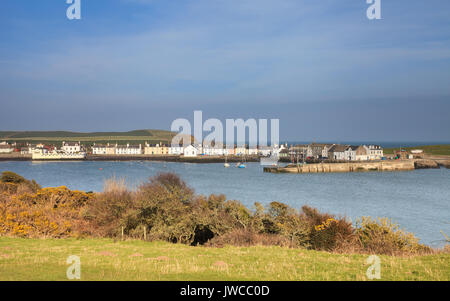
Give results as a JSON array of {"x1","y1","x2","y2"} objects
[
  {"x1": 91, "y1": 142, "x2": 283, "y2": 157},
  {"x1": 2, "y1": 140, "x2": 382, "y2": 161}
]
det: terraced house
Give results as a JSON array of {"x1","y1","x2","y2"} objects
[
  {"x1": 92, "y1": 143, "x2": 118, "y2": 155},
  {"x1": 92, "y1": 143, "x2": 107, "y2": 155},
  {"x1": 144, "y1": 143, "x2": 169, "y2": 155},
  {"x1": 115, "y1": 144, "x2": 142, "y2": 155}
]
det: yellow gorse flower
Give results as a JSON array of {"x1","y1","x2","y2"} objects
[{"x1": 314, "y1": 218, "x2": 337, "y2": 232}]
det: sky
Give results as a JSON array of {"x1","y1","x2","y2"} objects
[{"x1": 0, "y1": 0, "x2": 449, "y2": 142}]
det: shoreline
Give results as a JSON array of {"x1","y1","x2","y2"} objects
[
  {"x1": 1, "y1": 154, "x2": 449, "y2": 170},
  {"x1": 0, "y1": 154, "x2": 261, "y2": 163}
]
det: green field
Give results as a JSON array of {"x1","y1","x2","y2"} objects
[
  {"x1": 383, "y1": 144, "x2": 450, "y2": 156},
  {"x1": 0, "y1": 238, "x2": 448, "y2": 281},
  {"x1": 0, "y1": 130, "x2": 177, "y2": 145}
]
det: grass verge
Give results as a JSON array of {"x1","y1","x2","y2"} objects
[
  {"x1": 383, "y1": 144, "x2": 450, "y2": 156},
  {"x1": 0, "y1": 237, "x2": 448, "y2": 281}
]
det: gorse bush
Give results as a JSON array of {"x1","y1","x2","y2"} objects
[
  {"x1": 0, "y1": 171, "x2": 436, "y2": 255},
  {"x1": 0, "y1": 171, "x2": 41, "y2": 194},
  {"x1": 355, "y1": 217, "x2": 432, "y2": 255},
  {"x1": 0, "y1": 171, "x2": 28, "y2": 184},
  {"x1": 301, "y1": 206, "x2": 354, "y2": 251},
  {"x1": 0, "y1": 182, "x2": 93, "y2": 238}
]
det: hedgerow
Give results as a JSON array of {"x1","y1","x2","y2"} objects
[{"x1": 0, "y1": 171, "x2": 435, "y2": 255}]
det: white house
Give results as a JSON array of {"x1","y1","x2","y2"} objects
[
  {"x1": 344, "y1": 146, "x2": 357, "y2": 161},
  {"x1": 258, "y1": 146, "x2": 273, "y2": 156},
  {"x1": 203, "y1": 146, "x2": 224, "y2": 156},
  {"x1": 0, "y1": 143, "x2": 14, "y2": 154},
  {"x1": 183, "y1": 145, "x2": 198, "y2": 157},
  {"x1": 321, "y1": 144, "x2": 334, "y2": 158},
  {"x1": 328, "y1": 144, "x2": 347, "y2": 160},
  {"x1": 201, "y1": 145, "x2": 213, "y2": 156},
  {"x1": 366, "y1": 145, "x2": 383, "y2": 160},
  {"x1": 92, "y1": 144, "x2": 107, "y2": 155},
  {"x1": 169, "y1": 144, "x2": 184, "y2": 155},
  {"x1": 223, "y1": 147, "x2": 234, "y2": 156},
  {"x1": 355, "y1": 145, "x2": 370, "y2": 161},
  {"x1": 271, "y1": 144, "x2": 285, "y2": 155},
  {"x1": 115, "y1": 144, "x2": 142, "y2": 155},
  {"x1": 20, "y1": 146, "x2": 32, "y2": 155},
  {"x1": 62, "y1": 141, "x2": 81, "y2": 154},
  {"x1": 234, "y1": 146, "x2": 246, "y2": 156},
  {"x1": 247, "y1": 146, "x2": 258, "y2": 155}
]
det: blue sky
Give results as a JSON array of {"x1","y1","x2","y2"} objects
[{"x1": 1, "y1": 0, "x2": 450, "y2": 142}]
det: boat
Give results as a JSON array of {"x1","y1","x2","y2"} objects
[
  {"x1": 236, "y1": 156, "x2": 246, "y2": 168},
  {"x1": 224, "y1": 156, "x2": 230, "y2": 167}
]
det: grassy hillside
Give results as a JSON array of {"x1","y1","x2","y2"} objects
[
  {"x1": 383, "y1": 144, "x2": 450, "y2": 156},
  {"x1": 0, "y1": 130, "x2": 177, "y2": 145},
  {"x1": 0, "y1": 237, "x2": 448, "y2": 281}
]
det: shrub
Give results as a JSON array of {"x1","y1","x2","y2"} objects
[
  {"x1": 0, "y1": 171, "x2": 436, "y2": 256},
  {"x1": 265, "y1": 202, "x2": 310, "y2": 247},
  {"x1": 0, "y1": 171, "x2": 40, "y2": 192},
  {"x1": 206, "y1": 228, "x2": 291, "y2": 248},
  {"x1": 0, "y1": 185, "x2": 93, "y2": 238},
  {"x1": 0, "y1": 171, "x2": 27, "y2": 184},
  {"x1": 84, "y1": 177, "x2": 135, "y2": 237},
  {"x1": 302, "y1": 205, "x2": 354, "y2": 251},
  {"x1": 355, "y1": 217, "x2": 432, "y2": 255}
]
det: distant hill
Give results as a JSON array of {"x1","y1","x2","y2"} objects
[{"x1": 0, "y1": 130, "x2": 180, "y2": 145}]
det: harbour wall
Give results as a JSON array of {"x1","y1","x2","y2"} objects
[{"x1": 264, "y1": 160, "x2": 416, "y2": 173}]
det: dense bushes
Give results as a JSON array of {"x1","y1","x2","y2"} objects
[
  {"x1": 355, "y1": 217, "x2": 431, "y2": 255},
  {"x1": 0, "y1": 171, "x2": 40, "y2": 194},
  {"x1": 0, "y1": 171, "x2": 435, "y2": 255},
  {"x1": 0, "y1": 172, "x2": 92, "y2": 238}
]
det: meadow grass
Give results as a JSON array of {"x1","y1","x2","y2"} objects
[
  {"x1": 383, "y1": 144, "x2": 450, "y2": 156},
  {"x1": 0, "y1": 237, "x2": 448, "y2": 281}
]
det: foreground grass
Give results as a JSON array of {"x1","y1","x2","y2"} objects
[{"x1": 0, "y1": 238, "x2": 448, "y2": 281}]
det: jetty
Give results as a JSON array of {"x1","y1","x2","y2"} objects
[{"x1": 263, "y1": 160, "x2": 416, "y2": 173}]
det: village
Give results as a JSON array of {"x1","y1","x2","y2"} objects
[{"x1": 0, "y1": 140, "x2": 420, "y2": 162}]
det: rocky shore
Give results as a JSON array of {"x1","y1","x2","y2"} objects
[
  {"x1": 414, "y1": 159, "x2": 440, "y2": 169},
  {"x1": 439, "y1": 160, "x2": 450, "y2": 169}
]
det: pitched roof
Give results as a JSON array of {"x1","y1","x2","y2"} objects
[
  {"x1": 63, "y1": 142, "x2": 80, "y2": 146},
  {"x1": 328, "y1": 144, "x2": 347, "y2": 152}
]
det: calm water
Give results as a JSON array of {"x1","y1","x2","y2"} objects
[{"x1": 1, "y1": 161, "x2": 449, "y2": 246}]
